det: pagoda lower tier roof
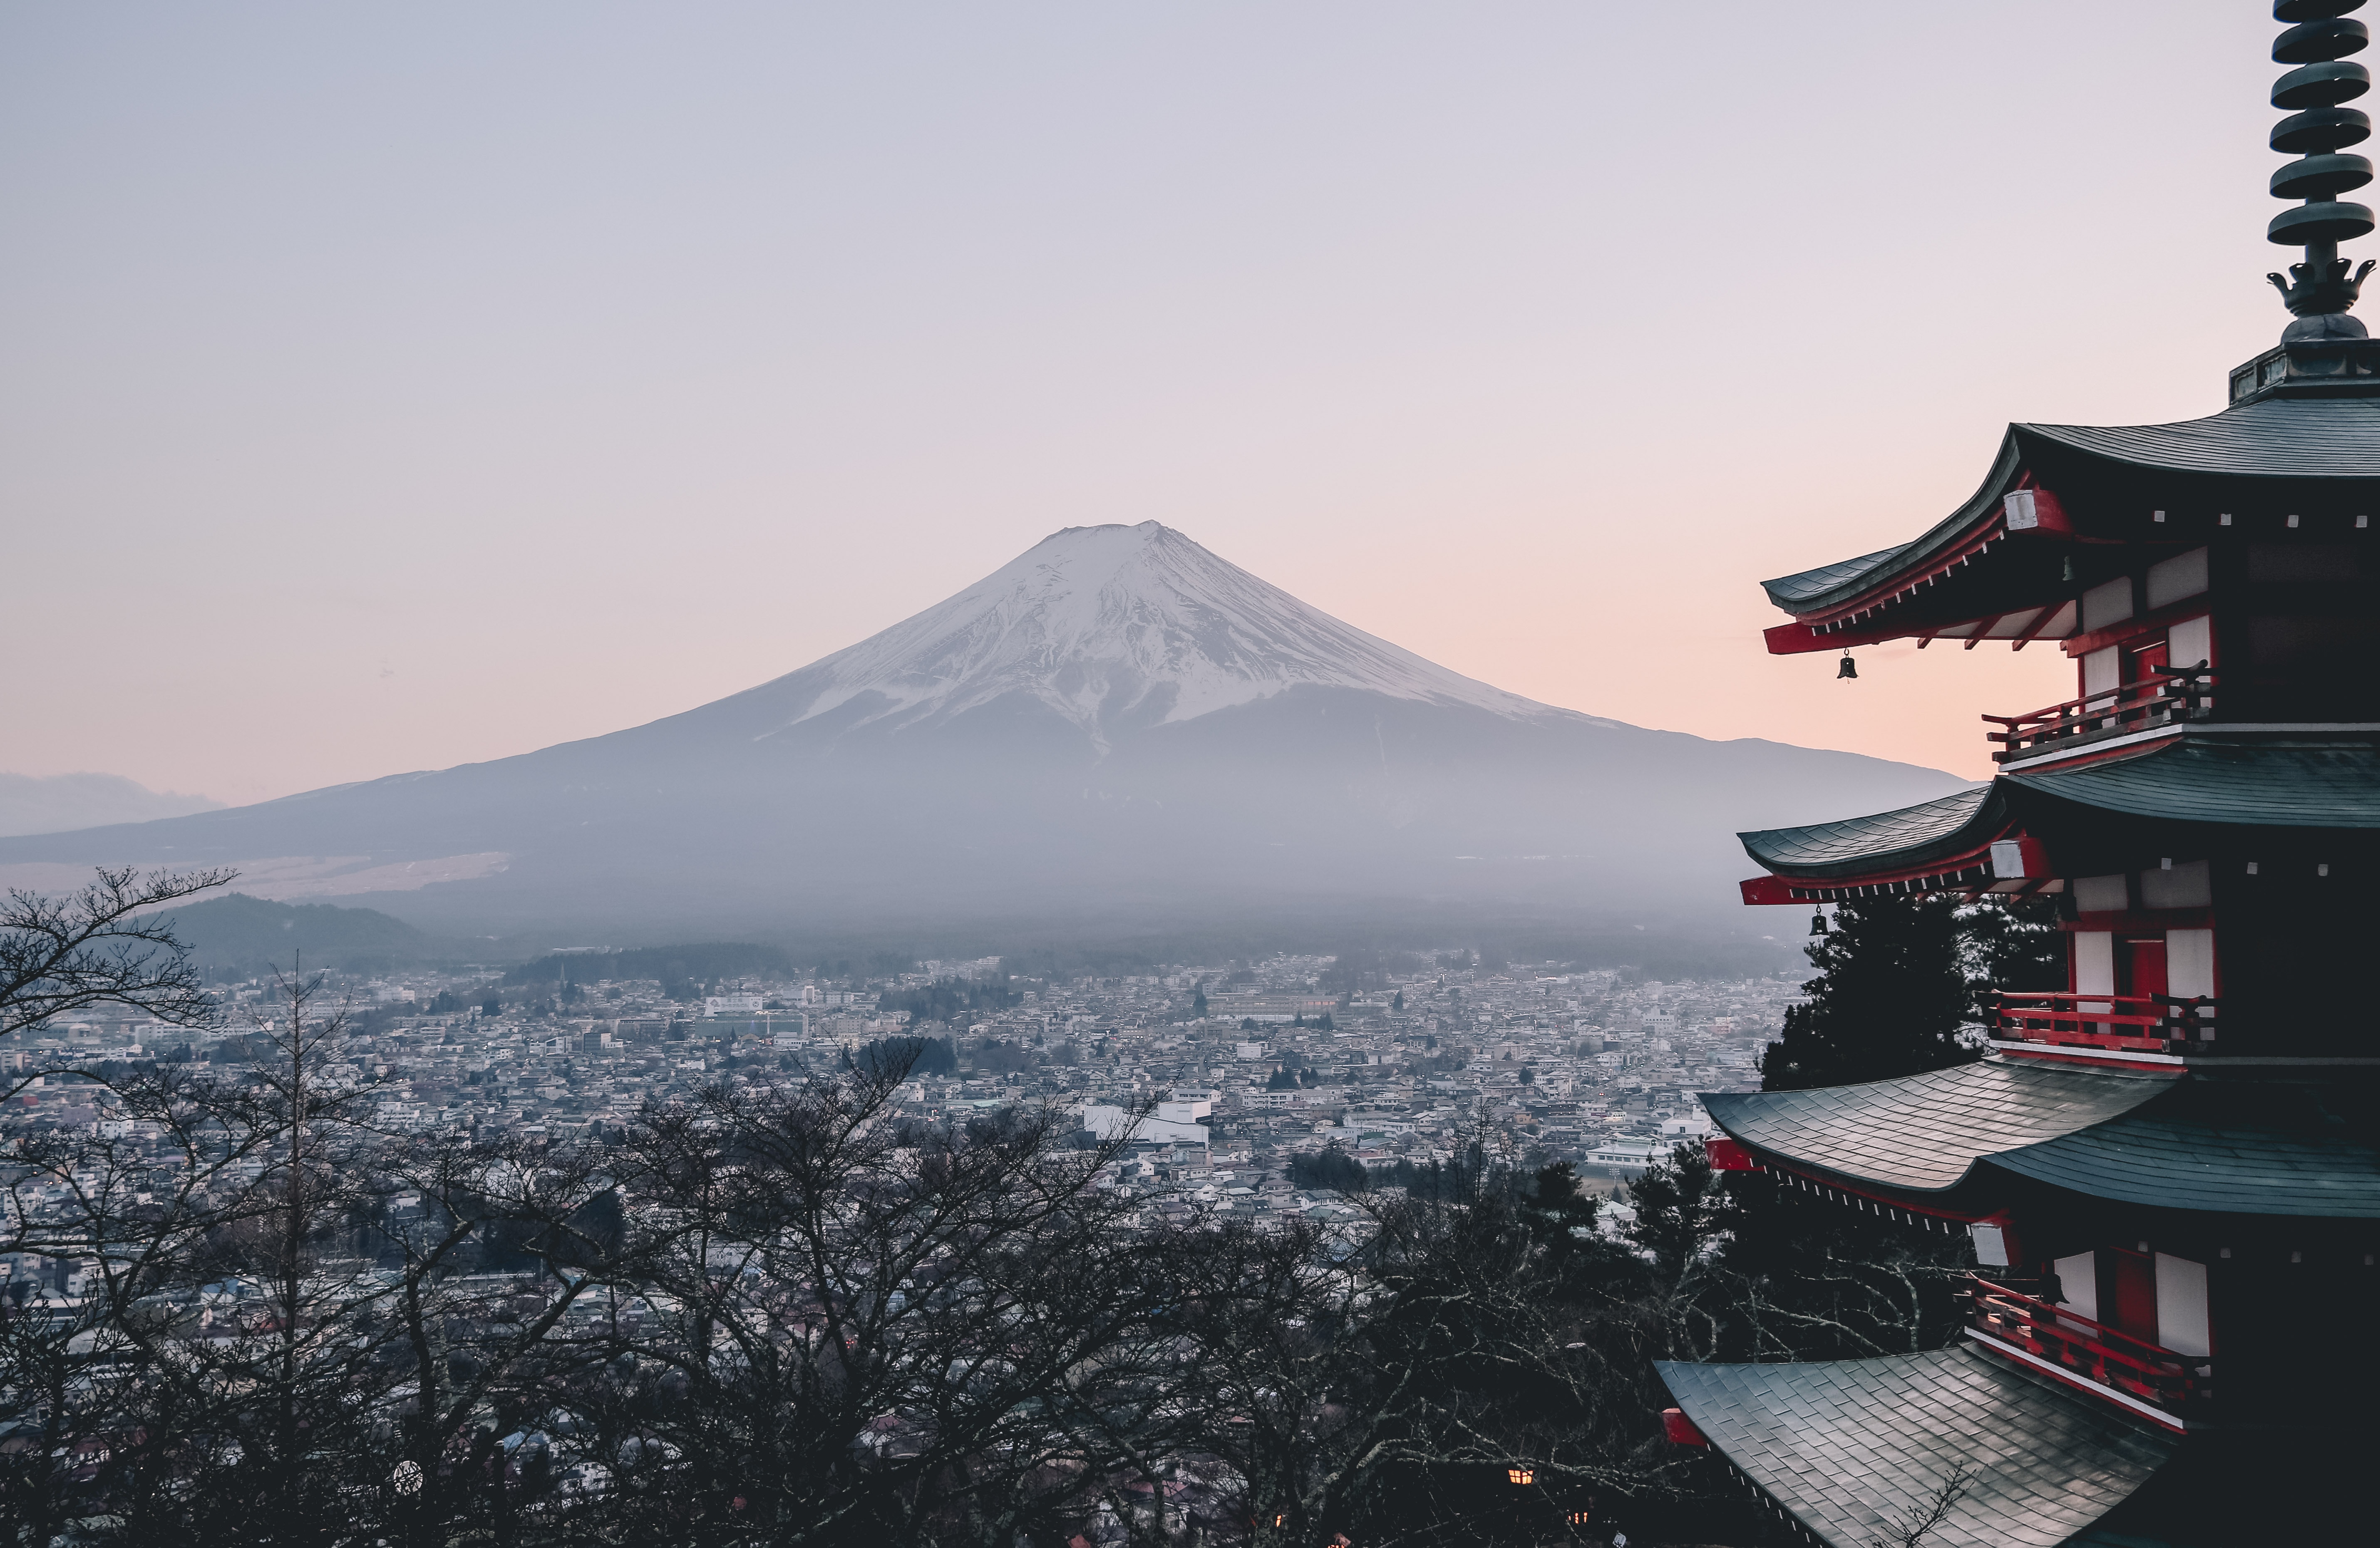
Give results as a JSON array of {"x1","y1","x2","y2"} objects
[
  {"x1": 2006, "y1": 738, "x2": 2380, "y2": 828},
  {"x1": 1987, "y1": 1076, "x2": 2380, "y2": 1217},
  {"x1": 1739, "y1": 737, "x2": 2380, "y2": 884},
  {"x1": 1762, "y1": 398, "x2": 2380, "y2": 632},
  {"x1": 1740, "y1": 785, "x2": 1997, "y2": 880},
  {"x1": 1655, "y1": 1345, "x2": 2176, "y2": 1548},
  {"x1": 1706, "y1": 1064, "x2": 2380, "y2": 1216},
  {"x1": 1700, "y1": 1061, "x2": 2172, "y2": 1193}
]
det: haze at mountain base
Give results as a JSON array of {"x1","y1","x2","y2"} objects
[
  {"x1": 0, "y1": 523, "x2": 1970, "y2": 944},
  {"x1": 0, "y1": 772, "x2": 223, "y2": 837}
]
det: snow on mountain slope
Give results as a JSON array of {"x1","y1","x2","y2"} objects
[{"x1": 746, "y1": 521, "x2": 1602, "y2": 745}]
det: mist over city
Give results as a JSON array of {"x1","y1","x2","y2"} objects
[{"x1": 5, "y1": 5, "x2": 2374, "y2": 1547}]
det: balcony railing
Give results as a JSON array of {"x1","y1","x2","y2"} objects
[
  {"x1": 1966, "y1": 1275, "x2": 2209, "y2": 1422},
  {"x1": 1984, "y1": 666, "x2": 2215, "y2": 763},
  {"x1": 1989, "y1": 991, "x2": 2215, "y2": 1055}
]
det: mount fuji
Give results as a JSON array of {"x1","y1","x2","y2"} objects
[{"x1": 0, "y1": 523, "x2": 1966, "y2": 945}]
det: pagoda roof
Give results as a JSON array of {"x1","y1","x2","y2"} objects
[
  {"x1": 1700, "y1": 1062, "x2": 2172, "y2": 1194},
  {"x1": 2018, "y1": 396, "x2": 2380, "y2": 481},
  {"x1": 1707, "y1": 1065, "x2": 2380, "y2": 1217},
  {"x1": 1655, "y1": 1345, "x2": 2176, "y2": 1548},
  {"x1": 2006, "y1": 739, "x2": 2380, "y2": 828},
  {"x1": 1988, "y1": 1078, "x2": 2380, "y2": 1218},
  {"x1": 1757, "y1": 396, "x2": 2380, "y2": 650},
  {"x1": 1740, "y1": 786, "x2": 1998, "y2": 880},
  {"x1": 1739, "y1": 739, "x2": 2380, "y2": 886}
]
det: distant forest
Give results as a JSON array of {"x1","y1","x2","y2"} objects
[
  {"x1": 149, "y1": 894, "x2": 444, "y2": 979},
  {"x1": 502, "y1": 943, "x2": 794, "y2": 992},
  {"x1": 877, "y1": 977, "x2": 1024, "y2": 1025}
]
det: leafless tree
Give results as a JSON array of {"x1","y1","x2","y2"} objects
[
  {"x1": 0, "y1": 865, "x2": 234, "y2": 1041},
  {"x1": 1867, "y1": 1462, "x2": 1974, "y2": 1548},
  {"x1": 0, "y1": 963, "x2": 623, "y2": 1547},
  {"x1": 526, "y1": 1061, "x2": 1190, "y2": 1547}
]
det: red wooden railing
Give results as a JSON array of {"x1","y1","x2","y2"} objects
[
  {"x1": 1983, "y1": 667, "x2": 2215, "y2": 762},
  {"x1": 1966, "y1": 1276, "x2": 2209, "y2": 1420},
  {"x1": 1990, "y1": 991, "x2": 2216, "y2": 1054}
]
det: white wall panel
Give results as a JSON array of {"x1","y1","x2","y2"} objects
[
  {"x1": 2155, "y1": 1253, "x2": 2210, "y2": 1357},
  {"x1": 2082, "y1": 578, "x2": 2136, "y2": 632},
  {"x1": 2083, "y1": 645, "x2": 2122, "y2": 702},
  {"x1": 2055, "y1": 1251, "x2": 2099, "y2": 1322},
  {"x1": 2147, "y1": 549, "x2": 2210, "y2": 610},
  {"x1": 2073, "y1": 875, "x2": 2130, "y2": 914},
  {"x1": 2168, "y1": 929, "x2": 2217, "y2": 999},
  {"x1": 2074, "y1": 932, "x2": 2115, "y2": 1007},
  {"x1": 2167, "y1": 613, "x2": 2213, "y2": 672}
]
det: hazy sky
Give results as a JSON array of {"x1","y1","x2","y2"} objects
[{"x1": 5, "y1": 2, "x2": 2296, "y2": 805}]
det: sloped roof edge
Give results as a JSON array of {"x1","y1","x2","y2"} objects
[{"x1": 1656, "y1": 1346, "x2": 2176, "y2": 1548}]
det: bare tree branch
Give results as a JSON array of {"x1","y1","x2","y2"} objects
[{"x1": 0, "y1": 865, "x2": 235, "y2": 1039}]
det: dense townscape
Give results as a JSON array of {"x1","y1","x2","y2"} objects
[
  {"x1": 0, "y1": 872, "x2": 1987, "y2": 1548},
  {"x1": 9, "y1": 950, "x2": 1784, "y2": 1210}
]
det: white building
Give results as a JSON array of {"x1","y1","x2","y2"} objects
[
  {"x1": 1078, "y1": 1104, "x2": 1211, "y2": 1147},
  {"x1": 1584, "y1": 1137, "x2": 1665, "y2": 1173}
]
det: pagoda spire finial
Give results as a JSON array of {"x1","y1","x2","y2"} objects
[{"x1": 2266, "y1": 1, "x2": 2376, "y2": 335}]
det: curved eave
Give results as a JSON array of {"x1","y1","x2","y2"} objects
[
  {"x1": 1699, "y1": 1062, "x2": 2175, "y2": 1197},
  {"x1": 1742, "y1": 741, "x2": 2380, "y2": 897},
  {"x1": 1738, "y1": 786, "x2": 2001, "y2": 882},
  {"x1": 1982, "y1": 1079, "x2": 2380, "y2": 1218},
  {"x1": 2008, "y1": 740, "x2": 2380, "y2": 829},
  {"x1": 1760, "y1": 399, "x2": 2380, "y2": 645},
  {"x1": 1656, "y1": 1347, "x2": 2176, "y2": 1548},
  {"x1": 1762, "y1": 431, "x2": 2025, "y2": 619}
]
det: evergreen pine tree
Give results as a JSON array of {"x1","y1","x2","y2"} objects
[
  {"x1": 1957, "y1": 893, "x2": 2065, "y2": 1018},
  {"x1": 1760, "y1": 896, "x2": 1974, "y2": 1091}
]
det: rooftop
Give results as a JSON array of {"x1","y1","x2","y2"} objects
[
  {"x1": 1738, "y1": 737, "x2": 2380, "y2": 889},
  {"x1": 1656, "y1": 1345, "x2": 2176, "y2": 1548},
  {"x1": 1700, "y1": 1061, "x2": 2171, "y2": 1195}
]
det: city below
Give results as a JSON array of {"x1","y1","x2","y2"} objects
[{"x1": 6, "y1": 951, "x2": 1784, "y2": 1238}]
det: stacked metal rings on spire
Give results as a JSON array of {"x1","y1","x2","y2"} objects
[{"x1": 2270, "y1": 0, "x2": 2376, "y2": 245}]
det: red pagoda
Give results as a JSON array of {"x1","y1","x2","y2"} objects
[{"x1": 1654, "y1": 5, "x2": 2380, "y2": 1544}]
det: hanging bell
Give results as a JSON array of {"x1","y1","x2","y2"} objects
[
  {"x1": 1809, "y1": 909, "x2": 1829, "y2": 936},
  {"x1": 1836, "y1": 651, "x2": 1858, "y2": 680}
]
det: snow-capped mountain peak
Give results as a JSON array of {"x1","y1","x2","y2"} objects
[{"x1": 757, "y1": 521, "x2": 1586, "y2": 742}]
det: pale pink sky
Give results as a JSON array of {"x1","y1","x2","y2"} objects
[{"x1": 3, "y1": 3, "x2": 2288, "y2": 804}]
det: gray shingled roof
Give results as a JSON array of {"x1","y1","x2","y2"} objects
[
  {"x1": 1738, "y1": 741, "x2": 2380, "y2": 886},
  {"x1": 1761, "y1": 543, "x2": 1914, "y2": 609},
  {"x1": 1700, "y1": 1062, "x2": 2173, "y2": 1193},
  {"x1": 1986, "y1": 1079, "x2": 2380, "y2": 1217},
  {"x1": 1657, "y1": 1347, "x2": 2177, "y2": 1548},
  {"x1": 2008, "y1": 740, "x2": 2380, "y2": 828},
  {"x1": 1738, "y1": 786, "x2": 1998, "y2": 879},
  {"x1": 2019, "y1": 397, "x2": 2380, "y2": 479},
  {"x1": 1758, "y1": 435, "x2": 2023, "y2": 616},
  {"x1": 1759, "y1": 397, "x2": 2380, "y2": 619}
]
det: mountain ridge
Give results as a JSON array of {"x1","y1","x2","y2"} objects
[
  {"x1": 692, "y1": 521, "x2": 1596, "y2": 750},
  {"x1": 0, "y1": 772, "x2": 225, "y2": 837},
  {"x1": 0, "y1": 523, "x2": 1970, "y2": 940}
]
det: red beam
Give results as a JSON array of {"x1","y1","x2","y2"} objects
[
  {"x1": 1764, "y1": 619, "x2": 1928, "y2": 655},
  {"x1": 1704, "y1": 1137, "x2": 1756, "y2": 1172}
]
